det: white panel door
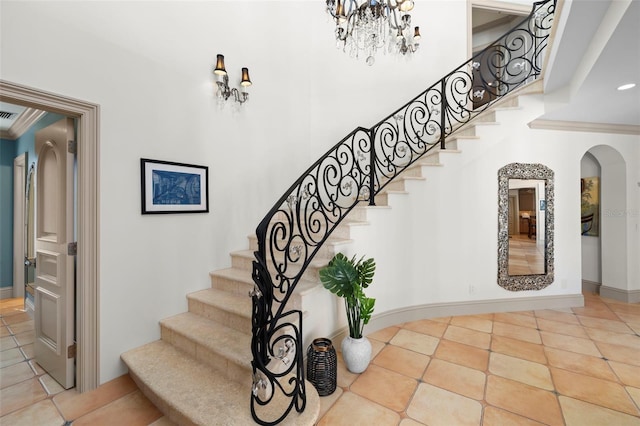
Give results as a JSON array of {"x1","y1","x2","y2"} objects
[{"x1": 34, "y1": 118, "x2": 75, "y2": 389}]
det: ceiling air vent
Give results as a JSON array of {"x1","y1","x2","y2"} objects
[{"x1": 0, "y1": 111, "x2": 17, "y2": 119}]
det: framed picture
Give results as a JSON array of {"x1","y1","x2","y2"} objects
[
  {"x1": 581, "y1": 176, "x2": 599, "y2": 236},
  {"x1": 141, "y1": 158, "x2": 209, "y2": 214}
]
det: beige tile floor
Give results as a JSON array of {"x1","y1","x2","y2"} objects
[
  {"x1": 0, "y1": 297, "x2": 170, "y2": 425},
  {"x1": 2, "y1": 293, "x2": 640, "y2": 425}
]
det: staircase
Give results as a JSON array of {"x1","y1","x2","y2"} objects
[
  {"x1": 120, "y1": 203, "x2": 377, "y2": 424},
  {"x1": 120, "y1": 257, "x2": 322, "y2": 423},
  {"x1": 123, "y1": 0, "x2": 555, "y2": 422},
  {"x1": 121, "y1": 83, "x2": 541, "y2": 425}
]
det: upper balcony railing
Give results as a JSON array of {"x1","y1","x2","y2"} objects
[{"x1": 249, "y1": 1, "x2": 555, "y2": 424}]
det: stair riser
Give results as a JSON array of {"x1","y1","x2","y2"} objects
[
  {"x1": 210, "y1": 274, "x2": 304, "y2": 311},
  {"x1": 160, "y1": 325, "x2": 251, "y2": 387},
  {"x1": 127, "y1": 371, "x2": 173, "y2": 424},
  {"x1": 188, "y1": 297, "x2": 251, "y2": 334},
  {"x1": 210, "y1": 273, "x2": 253, "y2": 295},
  {"x1": 231, "y1": 255, "x2": 325, "y2": 281},
  {"x1": 248, "y1": 236, "x2": 350, "y2": 259},
  {"x1": 474, "y1": 111, "x2": 496, "y2": 122},
  {"x1": 261, "y1": 220, "x2": 357, "y2": 242},
  {"x1": 374, "y1": 193, "x2": 388, "y2": 206},
  {"x1": 454, "y1": 126, "x2": 476, "y2": 137},
  {"x1": 269, "y1": 206, "x2": 367, "y2": 224},
  {"x1": 384, "y1": 179, "x2": 406, "y2": 192}
]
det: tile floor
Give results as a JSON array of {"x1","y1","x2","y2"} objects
[
  {"x1": 0, "y1": 297, "x2": 170, "y2": 425},
  {"x1": 2, "y1": 292, "x2": 639, "y2": 425}
]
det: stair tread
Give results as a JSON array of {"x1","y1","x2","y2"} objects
[
  {"x1": 161, "y1": 312, "x2": 251, "y2": 361},
  {"x1": 122, "y1": 340, "x2": 319, "y2": 426},
  {"x1": 450, "y1": 135, "x2": 480, "y2": 140},
  {"x1": 381, "y1": 190, "x2": 409, "y2": 194},
  {"x1": 211, "y1": 267, "x2": 322, "y2": 296}
]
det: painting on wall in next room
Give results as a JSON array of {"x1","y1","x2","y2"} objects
[{"x1": 581, "y1": 176, "x2": 599, "y2": 236}]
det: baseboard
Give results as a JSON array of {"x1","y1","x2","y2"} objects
[
  {"x1": 328, "y1": 293, "x2": 585, "y2": 346},
  {"x1": 582, "y1": 280, "x2": 601, "y2": 295},
  {"x1": 600, "y1": 286, "x2": 640, "y2": 304},
  {"x1": 0, "y1": 287, "x2": 15, "y2": 299}
]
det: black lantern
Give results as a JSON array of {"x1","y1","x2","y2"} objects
[{"x1": 306, "y1": 338, "x2": 337, "y2": 396}]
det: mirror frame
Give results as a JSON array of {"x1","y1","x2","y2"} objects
[{"x1": 498, "y1": 163, "x2": 554, "y2": 291}]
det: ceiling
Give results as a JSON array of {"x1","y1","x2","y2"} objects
[
  {"x1": 1, "y1": 0, "x2": 638, "y2": 138},
  {"x1": 0, "y1": 102, "x2": 27, "y2": 139},
  {"x1": 540, "y1": 0, "x2": 639, "y2": 127}
]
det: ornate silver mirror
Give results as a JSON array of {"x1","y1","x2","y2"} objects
[{"x1": 498, "y1": 163, "x2": 554, "y2": 290}]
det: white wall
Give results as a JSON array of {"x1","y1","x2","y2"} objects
[
  {"x1": 338, "y1": 93, "x2": 639, "y2": 324},
  {"x1": 581, "y1": 152, "x2": 601, "y2": 283},
  {"x1": 0, "y1": 1, "x2": 467, "y2": 383}
]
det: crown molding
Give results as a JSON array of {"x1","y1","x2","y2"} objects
[
  {"x1": 528, "y1": 119, "x2": 640, "y2": 135},
  {"x1": 0, "y1": 107, "x2": 46, "y2": 140}
]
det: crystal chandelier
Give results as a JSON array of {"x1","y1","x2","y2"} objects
[{"x1": 326, "y1": 0, "x2": 421, "y2": 65}]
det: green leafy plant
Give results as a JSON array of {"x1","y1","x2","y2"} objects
[{"x1": 319, "y1": 253, "x2": 376, "y2": 339}]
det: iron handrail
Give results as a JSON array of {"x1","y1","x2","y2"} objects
[{"x1": 250, "y1": 1, "x2": 555, "y2": 423}]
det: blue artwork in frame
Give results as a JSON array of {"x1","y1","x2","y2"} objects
[{"x1": 141, "y1": 158, "x2": 209, "y2": 214}]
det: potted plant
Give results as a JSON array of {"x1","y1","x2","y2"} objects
[{"x1": 319, "y1": 253, "x2": 376, "y2": 373}]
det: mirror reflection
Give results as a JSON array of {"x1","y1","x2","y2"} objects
[
  {"x1": 508, "y1": 179, "x2": 545, "y2": 275},
  {"x1": 498, "y1": 163, "x2": 554, "y2": 291}
]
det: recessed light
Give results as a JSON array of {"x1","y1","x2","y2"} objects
[{"x1": 617, "y1": 83, "x2": 636, "y2": 91}]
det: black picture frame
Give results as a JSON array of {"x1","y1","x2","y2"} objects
[{"x1": 140, "y1": 158, "x2": 209, "y2": 214}]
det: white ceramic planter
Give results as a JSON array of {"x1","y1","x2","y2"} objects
[{"x1": 341, "y1": 336, "x2": 372, "y2": 373}]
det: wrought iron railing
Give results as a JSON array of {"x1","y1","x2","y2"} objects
[{"x1": 249, "y1": 1, "x2": 555, "y2": 423}]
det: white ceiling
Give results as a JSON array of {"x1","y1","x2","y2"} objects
[{"x1": 540, "y1": 0, "x2": 640, "y2": 126}]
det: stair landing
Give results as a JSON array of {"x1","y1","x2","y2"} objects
[{"x1": 123, "y1": 340, "x2": 319, "y2": 426}]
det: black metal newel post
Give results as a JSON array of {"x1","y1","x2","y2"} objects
[
  {"x1": 440, "y1": 78, "x2": 447, "y2": 150},
  {"x1": 369, "y1": 127, "x2": 376, "y2": 206}
]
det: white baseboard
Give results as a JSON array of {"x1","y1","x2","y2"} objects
[
  {"x1": 600, "y1": 286, "x2": 640, "y2": 304},
  {"x1": 0, "y1": 287, "x2": 15, "y2": 299},
  {"x1": 328, "y1": 293, "x2": 585, "y2": 346}
]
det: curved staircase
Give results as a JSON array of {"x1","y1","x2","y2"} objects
[{"x1": 121, "y1": 82, "x2": 543, "y2": 424}]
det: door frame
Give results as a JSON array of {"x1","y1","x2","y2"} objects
[
  {"x1": 13, "y1": 153, "x2": 26, "y2": 299},
  {"x1": 0, "y1": 79, "x2": 100, "y2": 392}
]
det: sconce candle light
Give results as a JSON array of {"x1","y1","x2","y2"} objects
[{"x1": 214, "y1": 54, "x2": 252, "y2": 104}]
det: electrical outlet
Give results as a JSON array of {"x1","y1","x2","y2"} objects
[{"x1": 469, "y1": 284, "x2": 476, "y2": 294}]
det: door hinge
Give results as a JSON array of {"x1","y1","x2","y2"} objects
[
  {"x1": 68, "y1": 140, "x2": 77, "y2": 154},
  {"x1": 67, "y1": 343, "x2": 77, "y2": 359},
  {"x1": 68, "y1": 242, "x2": 77, "y2": 256}
]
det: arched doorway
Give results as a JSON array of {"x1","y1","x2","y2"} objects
[{"x1": 580, "y1": 145, "x2": 628, "y2": 301}]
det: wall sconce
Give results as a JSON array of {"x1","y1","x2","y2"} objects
[{"x1": 213, "y1": 54, "x2": 252, "y2": 104}]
